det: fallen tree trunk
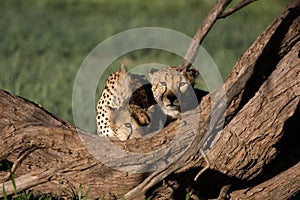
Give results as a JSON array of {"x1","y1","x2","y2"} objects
[{"x1": 0, "y1": 2, "x2": 299, "y2": 200}]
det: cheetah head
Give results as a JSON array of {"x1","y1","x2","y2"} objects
[
  {"x1": 108, "y1": 105, "x2": 150, "y2": 140},
  {"x1": 149, "y1": 66, "x2": 199, "y2": 119}
]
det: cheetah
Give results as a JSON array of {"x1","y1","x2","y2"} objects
[
  {"x1": 96, "y1": 64, "x2": 156, "y2": 140},
  {"x1": 149, "y1": 66, "x2": 210, "y2": 180},
  {"x1": 148, "y1": 66, "x2": 207, "y2": 124}
]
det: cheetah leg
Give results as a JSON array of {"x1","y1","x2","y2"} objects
[{"x1": 194, "y1": 148, "x2": 210, "y2": 181}]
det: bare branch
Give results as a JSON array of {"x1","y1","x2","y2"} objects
[
  {"x1": 179, "y1": 0, "x2": 260, "y2": 71},
  {"x1": 179, "y1": 0, "x2": 232, "y2": 71},
  {"x1": 219, "y1": 0, "x2": 258, "y2": 19}
]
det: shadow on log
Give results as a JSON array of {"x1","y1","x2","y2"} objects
[{"x1": 0, "y1": 1, "x2": 299, "y2": 200}]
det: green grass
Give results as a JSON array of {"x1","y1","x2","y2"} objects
[
  {"x1": 2, "y1": 171, "x2": 88, "y2": 200},
  {"x1": 0, "y1": 0, "x2": 285, "y2": 125}
]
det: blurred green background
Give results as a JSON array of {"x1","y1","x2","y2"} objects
[{"x1": 0, "y1": 0, "x2": 286, "y2": 124}]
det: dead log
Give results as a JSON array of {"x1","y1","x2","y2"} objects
[
  {"x1": 125, "y1": 2, "x2": 300, "y2": 199},
  {"x1": 0, "y1": 1, "x2": 299, "y2": 200},
  {"x1": 229, "y1": 162, "x2": 300, "y2": 200}
]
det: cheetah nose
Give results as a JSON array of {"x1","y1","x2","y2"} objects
[{"x1": 167, "y1": 94, "x2": 177, "y2": 104}]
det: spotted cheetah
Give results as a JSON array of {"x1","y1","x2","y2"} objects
[
  {"x1": 96, "y1": 64, "x2": 156, "y2": 140},
  {"x1": 149, "y1": 66, "x2": 207, "y2": 124}
]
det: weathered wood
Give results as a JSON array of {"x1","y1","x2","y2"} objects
[
  {"x1": 207, "y1": 41, "x2": 300, "y2": 180},
  {"x1": 125, "y1": 3, "x2": 300, "y2": 199},
  {"x1": 0, "y1": 91, "x2": 146, "y2": 198},
  {"x1": 230, "y1": 162, "x2": 300, "y2": 199}
]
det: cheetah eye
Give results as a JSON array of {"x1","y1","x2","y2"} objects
[
  {"x1": 124, "y1": 123, "x2": 132, "y2": 128},
  {"x1": 179, "y1": 82, "x2": 188, "y2": 93},
  {"x1": 159, "y1": 82, "x2": 167, "y2": 87},
  {"x1": 178, "y1": 82, "x2": 187, "y2": 87}
]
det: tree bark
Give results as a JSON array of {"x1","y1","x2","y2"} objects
[{"x1": 0, "y1": 2, "x2": 299, "y2": 200}]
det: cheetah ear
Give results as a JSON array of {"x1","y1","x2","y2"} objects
[
  {"x1": 188, "y1": 68, "x2": 199, "y2": 79},
  {"x1": 149, "y1": 68, "x2": 159, "y2": 74},
  {"x1": 183, "y1": 68, "x2": 199, "y2": 86},
  {"x1": 120, "y1": 64, "x2": 127, "y2": 74},
  {"x1": 106, "y1": 105, "x2": 116, "y2": 112},
  {"x1": 148, "y1": 68, "x2": 159, "y2": 80}
]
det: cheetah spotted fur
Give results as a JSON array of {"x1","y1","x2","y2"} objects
[{"x1": 96, "y1": 64, "x2": 155, "y2": 140}]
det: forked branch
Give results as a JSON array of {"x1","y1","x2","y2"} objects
[
  {"x1": 179, "y1": 0, "x2": 258, "y2": 71},
  {"x1": 218, "y1": 0, "x2": 258, "y2": 18}
]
